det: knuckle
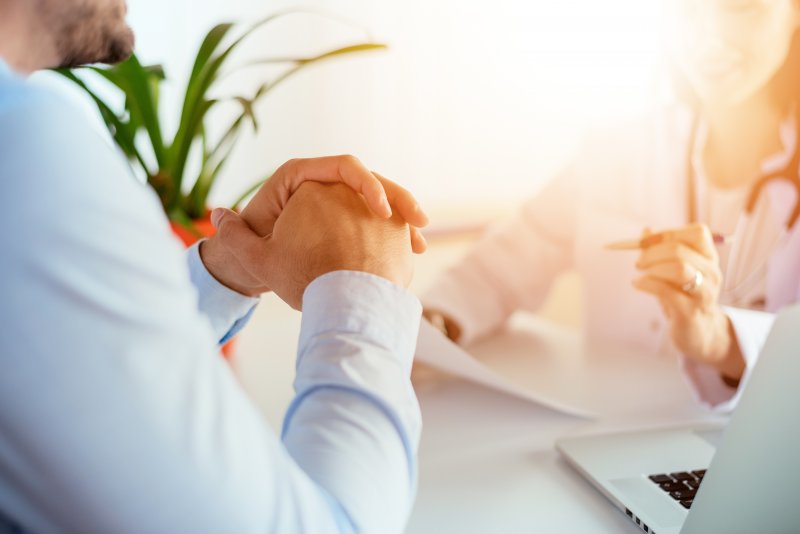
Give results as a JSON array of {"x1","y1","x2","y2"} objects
[
  {"x1": 338, "y1": 154, "x2": 364, "y2": 171},
  {"x1": 699, "y1": 226, "x2": 713, "y2": 243},
  {"x1": 667, "y1": 241, "x2": 681, "y2": 255},
  {"x1": 280, "y1": 158, "x2": 301, "y2": 172},
  {"x1": 216, "y1": 218, "x2": 234, "y2": 241},
  {"x1": 339, "y1": 154, "x2": 360, "y2": 167},
  {"x1": 680, "y1": 262, "x2": 694, "y2": 281}
]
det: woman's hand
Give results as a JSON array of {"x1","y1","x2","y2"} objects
[
  {"x1": 422, "y1": 308, "x2": 462, "y2": 343},
  {"x1": 412, "y1": 309, "x2": 463, "y2": 388},
  {"x1": 632, "y1": 223, "x2": 745, "y2": 383}
]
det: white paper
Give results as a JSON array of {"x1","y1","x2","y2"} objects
[{"x1": 415, "y1": 313, "x2": 706, "y2": 419}]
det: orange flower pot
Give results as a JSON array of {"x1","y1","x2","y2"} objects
[{"x1": 170, "y1": 213, "x2": 236, "y2": 358}]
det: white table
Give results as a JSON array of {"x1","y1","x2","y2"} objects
[{"x1": 231, "y1": 237, "x2": 722, "y2": 533}]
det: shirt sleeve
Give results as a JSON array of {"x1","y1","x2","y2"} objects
[
  {"x1": 285, "y1": 271, "x2": 423, "y2": 532},
  {"x1": 0, "y1": 81, "x2": 421, "y2": 534},
  {"x1": 679, "y1": 306, "x2": 775, "y2": 412},
  {"x1": 422, "y1": 164, "x2": 581, "y2": 346},
  {"x1": 186, "y1": 241, "x2": 260, "y2": 344}
]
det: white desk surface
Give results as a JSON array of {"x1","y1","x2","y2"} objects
[{"x1": 231, "y1": 236, "x2": 722, "y2": 534}]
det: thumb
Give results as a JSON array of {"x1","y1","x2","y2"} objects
[{"x1": 211, "y1": 208, "x2": 274, "y2": 271}]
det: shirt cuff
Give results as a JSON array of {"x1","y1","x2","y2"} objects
[
  {"x1": 292, "y1": 271, "x2": 423, "y2": 452},
  {"x1": 299, "y1": 271, "x2": 422, "y2": 366},
  {"x1": 186, "y1": 241, "x2": 260, "y2": 344},
  {"x1": 680, "y1": 306, "x2": 775, "y2": 412}
]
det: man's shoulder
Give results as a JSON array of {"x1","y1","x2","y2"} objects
[
  {"x1": 0, "y1": 69, "x2": 131, "y2": 191},
  {"x1": 0, "y1": 68, "x2": 75, "y2": 126},
  {"x1": 0, "y1": 66, "x2": 164, "y2": 249}
]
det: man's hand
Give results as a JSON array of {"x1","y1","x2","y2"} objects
[
  {"x1": 200, "y1": 155, "x2": 428, "y2": 297},
  {"x1": 633, "y1": 223, "x2": 746, "y2": 383},
  {"x1": 210, "y1": 182, "x2": 414, "y2": 310}
]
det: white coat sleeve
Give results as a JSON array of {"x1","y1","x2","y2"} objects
[
  {"x1": 679, "y1": 307, "x2": 775, "y2": 412},
  {"x1": 422, "y1": 166, "x2": 581, "y2": 345}
]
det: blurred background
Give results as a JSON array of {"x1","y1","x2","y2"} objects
[{"x1": 43, "y1": 0, "x2": 665, "y2": 228}]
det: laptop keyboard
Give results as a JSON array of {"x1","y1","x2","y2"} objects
[{"x1": 648, "y1": 470, "x2": 706, "y2": 509}]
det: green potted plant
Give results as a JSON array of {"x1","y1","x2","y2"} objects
[
  {"x1": 57, "y1": 11, "x2": 385, "y2": 357},
  {"x1": 57, "y1": 11, "x2": 387, "y2": 244}
]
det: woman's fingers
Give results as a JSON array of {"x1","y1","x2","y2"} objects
[
  {"x1": 639, "y1": 248, "x2": 720, "y2": 298},
  {"x1": 643, "y1": 223, "x2": 718, "y2": 260},
  {"x1": 637, "y1": 240, "x2": 704, "y2": 268},
  {"x1": 633, "y1": 275, "x2": 694, "y2": 317},
  {"x1": 637, "y1": 240, "x2": 720, "y2": 276},
  {"x1": 638, "y1": 262, "x2": 711, "y2": 300}
]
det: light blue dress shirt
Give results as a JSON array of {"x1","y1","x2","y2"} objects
[{"x1": 0, "y1": 59, "x2": 422, "y2": 533}]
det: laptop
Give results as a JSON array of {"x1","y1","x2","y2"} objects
[{"x1": 556, "y1": 305, "x2": 800, "y2": 534}]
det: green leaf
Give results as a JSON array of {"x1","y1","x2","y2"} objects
[
  {"x1": 87, "y1": 57, "x2": 168, "y2": 169},
  {"x1": 244, "y1": 43, "x2": 387, "y2": 70},
  {"x1": 169, "y1": 11, "x2": 307, "y2": 206},
  {"x1": 231, "y1": 174, "x2": 272, "y2": 212},
  {"x1": 188, "y1": 23, "x2": 235, "y2": 91},
  {"x1": 114, "y1": 56, "x2": 168, "y2": 167},
  {"x1": 208, "y1": 41, "x2": 387, "y2": 169},
  {"x1": 245, "y1": 43, "x2": 388, "y2": 112},
  {"x1": 56, "y1": 12, "x2": 387, "y2": 222},
  {"x1": 172, "y1": 97, "x2": 217, "y2": 211},
  {"x1": 187, "y1": 41, "x2": 386, "y2": 213},
  {"x1": 167, "y1": 207, "x2": 204, "y2": 239},
  {"x1": 54, "y1": 68, "x2": 149, "y2": 173},
  {"x1": 233, "y1": 96, "x2": 259, "y2": 132},
  {"x1": 189, "y1": 110, "x2": 251, "y2": 214},
  {"x1": 189, "y1": 142, "x2": 236, "y2": 217},
  {"x1": 167, "y1": 23, "x2": 234, "y2": 202}
]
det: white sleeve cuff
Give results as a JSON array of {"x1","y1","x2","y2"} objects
[
  {"x1": 680, "y1": 307, "x2": 775, "y2": 412},
  {"x1": 186, "y1": 241, "x2": 260, "y2": 343},
  {"x1": 299, "y1": 271, "x2": 422, "y2": 366}
]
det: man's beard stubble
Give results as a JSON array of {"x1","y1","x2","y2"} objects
[{"x1": 42, "y1": 0, "x2": 135, "y2": 68}]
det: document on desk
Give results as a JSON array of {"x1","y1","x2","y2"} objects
[{"x1": 415, "y1": 314, "x2": 702, "y2": 419}]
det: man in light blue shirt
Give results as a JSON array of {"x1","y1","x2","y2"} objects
[{"x1": 0, "y1": 1, "x2": 430, "y2": 532}]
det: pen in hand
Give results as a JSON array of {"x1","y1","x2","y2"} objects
[{"x1": 605, "y1": 231, "x2": 731, "y2": 251}]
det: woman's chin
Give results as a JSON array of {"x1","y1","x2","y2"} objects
[{"x1": 694, "y1": 77, "x2": 761, "y2": 109}]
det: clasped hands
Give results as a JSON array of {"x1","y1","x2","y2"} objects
[{"x1": 200, "y1": 155, "x2": 429, "y2": 310}]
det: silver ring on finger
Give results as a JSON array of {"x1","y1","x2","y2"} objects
[{"x1": 682, "y1": 268, "x2": 704, "y2": 295}]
